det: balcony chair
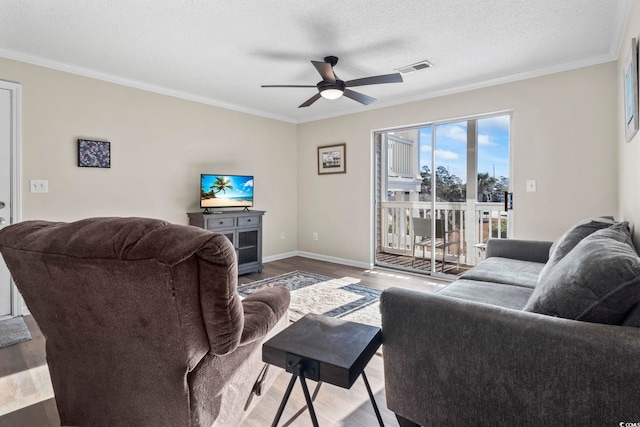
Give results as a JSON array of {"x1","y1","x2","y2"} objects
[
  {"x1": 0, "y1": 217, "x2": 290, "y2": 427},
  {"x1": 411, "y1": 217, "x2": 460, "y2": 272}
]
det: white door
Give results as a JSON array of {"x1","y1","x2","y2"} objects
[{"x1": 0, "y1": 88, "x2": 14, "y2": 318}]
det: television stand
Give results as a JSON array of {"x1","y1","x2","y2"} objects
[{"x1": 187, "y1": 210, "x2": 265, "y2": 275}]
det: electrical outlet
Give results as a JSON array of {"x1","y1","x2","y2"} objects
[
  {"x1": 313, "y1": 232, "x2": 318, "y2": 241},
  {"x1": 30, "y1": 179, "x2": 49, "y2": 193},
  {"x1": 280, "y1": 232, "x2": 285, "y2": 240}
]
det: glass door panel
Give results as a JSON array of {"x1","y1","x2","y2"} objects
[{"x1": 427, "y1": 122, "x2": 467, "y2": 275}]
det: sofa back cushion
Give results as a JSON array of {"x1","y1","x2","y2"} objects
[
  {"x1": 524, "y1": 227, "x2": 640, "y2": 325},
  {"x1": 622, "y1": 303, "x2": 640, "y2": 327},
  {"x1": 538, "y1": 217, "x2": 617, "y2": 282}
]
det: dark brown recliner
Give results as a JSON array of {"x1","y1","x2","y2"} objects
[{"x1": 0, "y1": 217, "x2": 290, "y2": 426}]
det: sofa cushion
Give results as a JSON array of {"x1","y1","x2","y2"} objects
[
  {"x1": 438, "y1": 279, "x2": 533, "y2": 310},
  {"x1": 460, "y1": 257, "x2": 543, "y2": 289},
  {"x1": 538, "y1": 216, "x2": 618, "y2": 282},
  {"x1": 550, "y1": 216, "x2": 616, "y2": 258},
  {"x1": 524, "y1": 227, "x2": 640, "y2": 324},
  {"x1": 539, "y1": 221, "x2": 633, "y2": 286},
  {"x1": 622, "y1": 303, "x2": 640, "y2": 328}
]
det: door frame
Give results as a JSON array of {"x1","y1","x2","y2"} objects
[{"x1": 0, "y1": 80, "x2": 22, "y2": 319}]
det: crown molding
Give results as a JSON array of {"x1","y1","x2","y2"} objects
[
  {"x1": 297, "y1": 53, "x2": 617, "y2": 123},
  {"x1": 0, "y1": 47, "x2": 298, "y2": 124},
  {"x1": 0, "y1": 45, "x2": 620, "y2": 125}
]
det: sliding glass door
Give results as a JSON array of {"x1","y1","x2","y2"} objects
[{"x1": 374, "y1": 113, "x2": 511, "y2": 277}]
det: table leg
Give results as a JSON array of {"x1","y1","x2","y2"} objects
[
  {"x1": 283, "y1": 381, "x2": 323, "y2": 426},
  {"x1": 271, "y1": 373, "x2": 323, "y2": 427},
  {"x1": 299, "y1": 372, "x2": 320, "y2": 427},
  {"x1": 271, "y1": 374, "x2": 298, "y2": 427},
  {"x1": 362, "y1": 371, "x2": 384, "y2": 426}
]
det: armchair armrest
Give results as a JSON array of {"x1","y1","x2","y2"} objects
[
  {"x1": 485, "y1": 238, "x2": 552, "y2": 263},
  {"x1": 380, "y1": 287, "x2": 640, "y2": 426},
  {"x1": 240, "y1": 285, "x2": 290, "y2": 345}
]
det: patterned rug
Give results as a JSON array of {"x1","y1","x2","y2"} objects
[{"x1": 237, "y1": 271, "x2": 381, "y2": 327}]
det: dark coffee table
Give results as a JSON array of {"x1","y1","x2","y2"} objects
[{"x1": 262, "y1": 313, "x2": 384, "y2": 427}]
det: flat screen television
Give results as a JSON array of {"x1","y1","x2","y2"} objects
[{"x1": 200, "y1": 174, "x2": 254, "y2": 211}]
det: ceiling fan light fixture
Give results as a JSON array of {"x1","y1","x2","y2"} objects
[
  {"x1": 320, "y1": 88, "x2": 344, "y2": 100},
  {"x1": 263, "y1": 55, "x2": 404, "y2": 108}
]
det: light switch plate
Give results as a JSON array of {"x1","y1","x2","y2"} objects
[
  {"x1": 526, "y1": 180, "x2": 536, "y2": 192},
  {"x1": 30, "y1": 179, "x2": 49, "y2": 193}
]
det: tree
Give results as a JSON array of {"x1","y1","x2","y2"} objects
[
  {"x1": 436, "y1": 166, "x2": 465, "y2": 201},
  {"x1": 420, "y1": 165, "x2": 431, "y2": 196},
  {"x1": 209, "y1": 177, "x2": 233, "y2": 198},
  {"x1": 420, "y1": 165, "x2": 509, "y2": 203},
  {"x1": 494, "y1": 176, "x2": 509, "y2": 194},
  {"x1": 477, "y1": 172, "x2": 497, "y2": 202},
  {"x1": 419, "y1": 165, "x2": 466, "y2": 202}
]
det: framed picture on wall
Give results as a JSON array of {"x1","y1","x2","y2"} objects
[
  {"x1": 624, "y1": 38, "x2": 639, "y2": 142},
  {"x1": 318, "y1": 143, "x2": 346, "y2": 174},
  {"x1": 78, "y1": 139, "x2": 111, "y2": 168}
]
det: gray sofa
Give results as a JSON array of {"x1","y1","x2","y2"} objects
[{"x1": 381, "y1": 217, "x2": 640, "y2": 426}]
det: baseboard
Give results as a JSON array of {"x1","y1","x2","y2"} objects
[
  {"x1": 296, "y1": 251, "x2": 373, "y2": 269},
  {"x1": 262, "y1": 251, "x2": 299, "y2": 263},
  {"x1": 265, "y1": 251, "x2": 372, "y2": 270}
]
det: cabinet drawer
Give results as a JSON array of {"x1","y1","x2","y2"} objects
[
  {"x1": 205, "y1": 217, "x2": 235, "y2": 230},
  {"x1": 238, "y1": 216, "x2": 261, "y2": 227}
]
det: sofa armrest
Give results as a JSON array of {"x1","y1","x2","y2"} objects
[
  {"x1": 239, "y1": 285, "x2": 290, "y2": 345},
  {"x1": 485, "y1": 238, "x2": 552, "y2": 263},
  {"x1": 380, "y1": 287, "x2": 640, "y2": 426}
]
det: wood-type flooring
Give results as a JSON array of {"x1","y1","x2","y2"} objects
[{"x1": 0, "y1": 256, "x2": 448, "y2": 426}]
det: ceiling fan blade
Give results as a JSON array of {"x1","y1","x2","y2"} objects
[
  {"x1": 312, "y1": 60, "x2": 336, "y2": 82},
  {"x1": 343, "y1": 89, "x2": 376, "y2": 105},
  {"x1": 261, "y1": 85, "x2": 316, "y2": 88},
  {"x1": 345, "y1": 73, "x2": 403, "y2": 87},
  {"x1": 299, "y1": 93, "x2": 322, "y2": 108}
]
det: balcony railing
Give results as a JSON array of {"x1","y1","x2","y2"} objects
[{"x1": 379, "y1": 201, "x2": 508, "y2": 269}]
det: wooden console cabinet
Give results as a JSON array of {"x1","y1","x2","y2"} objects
[{"x1": 187, "y1": 210, "x2": 265, "y2": 275}]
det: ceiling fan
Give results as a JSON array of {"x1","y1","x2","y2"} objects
[{"x1": 261, "y1": 56, "x2": 403, "y2": 108}]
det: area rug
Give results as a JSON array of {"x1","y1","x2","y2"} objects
[
  {"x1": 237, "y1": 271, "x2": 381, "y2": 327},
  {"x1": 0, "y1": 316, "x2": 32, "y2": 348}
]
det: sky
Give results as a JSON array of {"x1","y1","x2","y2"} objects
[
  {"x1": 418, "y1": 114, "x2": 510, "y2": 183},
  {"x1": 201, "y1": 175, "x2": 254, "y2": 199}
]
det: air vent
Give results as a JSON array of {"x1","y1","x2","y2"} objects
[{"x1": 396, "y1": 60, "x2": 433, "y2": 75}]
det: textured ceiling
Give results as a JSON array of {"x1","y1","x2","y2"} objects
[{"x1": 0, "y1": 0, "x2": 631, "y2": 123}]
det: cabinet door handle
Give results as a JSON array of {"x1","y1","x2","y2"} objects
[
  {"x1": 247, "y1": 219, "x2": 251, "y2": 222},
  {"x1": 219, "y1": 221, "x2": 224, "y2": 224}
]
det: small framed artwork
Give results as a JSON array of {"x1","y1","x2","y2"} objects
[
  {"x1": 624, "y1": 38, "x2": 639, "y2": 142},
  {"x1": 78, "y1": 139, "x2": 111, "y2": 168},
  {"x1": 317, "y1": 143, "x2": 346, "y2": 175}
]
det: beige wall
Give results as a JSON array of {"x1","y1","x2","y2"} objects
[
  {"x1": 619, "y1": 1, "x2": 640, "y2": 245},
  {"x1": 0, "y1": 57, "x2": 298, "y2": 258},
  {"x1": 298, "y1": 63, "x2": 618, "y2": 265},
  {"x1": 1, "y1": 54, "x2": 620, "y2": 267}
]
